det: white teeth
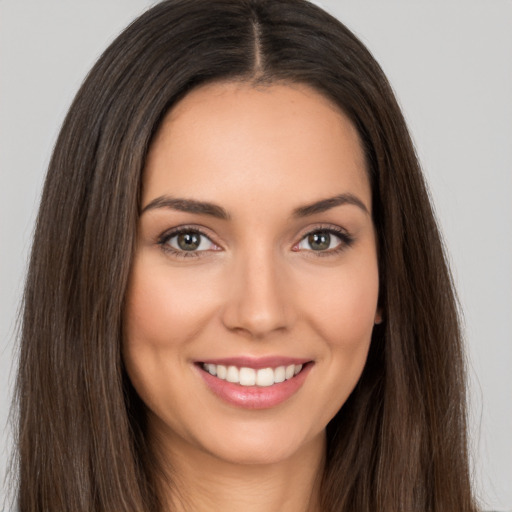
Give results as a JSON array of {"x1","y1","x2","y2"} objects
[
  {"x1": 274, "y1": 366, "x2": 286, "y2": 383},
  {"x1": 226, "y1": 365, "x2": 239, "y2": 383},
  {"x1": 239, "y1": 367, "x2": 256, "y2": 386},
  {"x1": 205, "y1": 363, "x2": 217, "y2": 376},
  {"x1": 256, "y1": 367, "x2": 274, "y2": 387},
  {"x1": 202, "y1": 362, "x2": 305, "y2": 386},
  {"x1": 216, "y1": 364, "x2": 227, "y2": 379}
]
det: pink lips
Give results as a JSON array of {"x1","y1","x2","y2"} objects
[
  {"x1": 195, "y1": 357, "x2": 313, "y2": 410},
  {"x1": 201, "y1": 356, "x2": 309, "y2": 369}
]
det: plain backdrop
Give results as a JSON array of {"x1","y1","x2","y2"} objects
[{"x1": 1, "y1": 1, "x2": 511, "y2": 509}]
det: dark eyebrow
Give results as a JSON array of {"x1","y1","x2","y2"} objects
[
  {"x1": 141, "y1": 196, "x2": 230, "y2": 220},
  {"x1": 141, "y1": 193, "x2": 367, "y2": 220},
  {"x1": 292, "y1": 193, "x2": 369, "y2": 217}
]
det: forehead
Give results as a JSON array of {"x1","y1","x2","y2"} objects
[{"x1": 143, "y1": 81, "x2": 370, "y2": 213}]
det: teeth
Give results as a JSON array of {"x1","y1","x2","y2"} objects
[
  {"x1": 256, "y1": 367, "x2": 274, "y2": 387},
  {"x1": 202, "y1": 363, "x2": 305, "y2": 387},
  {"x1": 274, "y1": 366, "x2": 286, "y2": 383},
  {"x1": 205, "y1": 363, "x2": 217, "y2": 376},
  {"x1": 226, "y1": 366, "x2": 239, "y2": 383},
  {"x1": 216, "y1": 364, "x2": 227, "y2": 380},
  {"x1": 239, "y1": 367, "x2": 256, "y2": 386}
]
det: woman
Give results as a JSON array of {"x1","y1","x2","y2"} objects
[{"x1": 14, "y1": 0, "x2": 479, "y2": 510}]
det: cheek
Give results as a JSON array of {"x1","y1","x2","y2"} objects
[
  {"x1": 122, "y1": 257, "x2": 223, "y2": 416},
  {"x1": 123, "y1": 258, "x2": 220, "y2": 349},
  {"x1": 300, "y1": 257, "x2": 379, "y2": 350},
  {"x1": 279, "y1": 259, "x2": 379, "y2": 437}
]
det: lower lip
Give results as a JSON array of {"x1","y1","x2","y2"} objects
[{"x1": 196, "y1": 363, "x2": 313, "y2": 409}]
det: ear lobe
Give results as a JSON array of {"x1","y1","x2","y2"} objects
[{"x1": 374, "y1": 308, "x2": 383, "y2": 325}]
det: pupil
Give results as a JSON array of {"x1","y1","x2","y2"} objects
[
  {"x1": 177, "y1": 232, "x2": 200, "y2": 251},
  {"x1": 308, "y1": 232, "x2": 330, "y2": 251}
]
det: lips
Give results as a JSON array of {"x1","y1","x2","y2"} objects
[{"x1": 195, "y1": 357, "x2": 313, "y2": 409}]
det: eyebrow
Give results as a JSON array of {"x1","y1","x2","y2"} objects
[
  {"x1": 141, "y1": 196, "x2": 230, "y2": 220},
  {"x1": 292, "y1": 193, "x2": 369, "y2": 217},
  {"x1": 141, "y1": 192, "x2": 368, "y2": 220}
]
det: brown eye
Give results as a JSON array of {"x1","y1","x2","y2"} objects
[
  {"x1": 166, "y1": 230, "x2": 216, "y2": 252},
  {"x1": 177, "y1": 232, "x2": 201, "y2": 251}
]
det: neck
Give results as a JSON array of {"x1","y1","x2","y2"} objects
[{"x1": 153, "y1": 429, "x2": 326, "y2": 512}]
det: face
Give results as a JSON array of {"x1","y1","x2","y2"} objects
[{"x1": 123, "y1": 82, "x2": 381, "y2": 466}]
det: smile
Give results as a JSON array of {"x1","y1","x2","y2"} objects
[
  {"x1": 197, "y1": 359, "x2": 313, "y2": 409},
  {"x1": 202, "y1": 363, "x2": 303, "y2": 387}
]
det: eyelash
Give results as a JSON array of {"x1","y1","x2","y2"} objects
[
  {"x1": 295, "y1": 225, "x2": 355, "y2": 257},
  {"x1": 157, "y1": 225, "x2": 355, "y2": 259},
  {"x1": 157, "y1": 226, "x2": 217, "y2": 259}
]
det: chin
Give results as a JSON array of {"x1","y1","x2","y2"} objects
[{"x1": 197, "y1": 421, "x2": 324, "y2": 467}]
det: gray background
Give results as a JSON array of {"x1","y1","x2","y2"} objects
[{"x1": 1, "y1": 1, "x2": 511, "y2": 509}]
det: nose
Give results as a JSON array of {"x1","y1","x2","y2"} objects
[{"x1": 221, "y1": 247, "x2": 294, "y2": 339}]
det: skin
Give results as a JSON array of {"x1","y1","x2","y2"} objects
[{"x1": 123, "y1": 81, "x2": 381, "y2": 512}]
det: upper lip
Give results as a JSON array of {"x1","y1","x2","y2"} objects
[{"x1": 197, "y1": 356, "x2": 312, "y2": 369}]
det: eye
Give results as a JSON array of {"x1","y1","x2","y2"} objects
[
  {"x1": 296, "y1": 229, "x2": 351, "y2": 252},
  {"x1": 161, "y1": 229, "x2": 217, "y2": 253}
]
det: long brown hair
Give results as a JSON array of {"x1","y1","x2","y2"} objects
[{"x1": 14, "y1": 0, "x2": 478, "y2": 510}]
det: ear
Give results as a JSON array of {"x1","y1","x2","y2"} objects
[{"x1": 374, "y1": 308, "x2": 383, "y2": 325}]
